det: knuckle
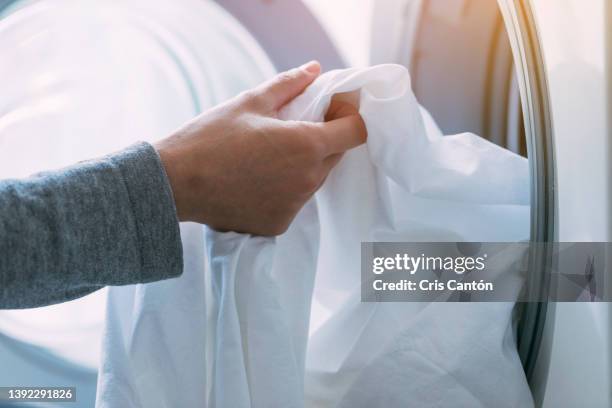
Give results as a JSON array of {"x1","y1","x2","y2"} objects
[
  {"x1": 238, "y1": 89, "x2": 267, "y2": 111},
  {"x1": 308, "y1": 136, "x2": 327, "y2": 157},
  {"x1": 297, "y1": 127, "x2": 326, "y2": 158},
  {"x1": 237, "y1": 89, "x2": 256, "y2": 103},
  {"x1": 276, "y1": 69, "x2": 300, "y2": 84}
]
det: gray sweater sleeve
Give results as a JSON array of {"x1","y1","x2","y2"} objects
[{"x1": 0, "y1": 142, "x2": 183, "y2": 309}]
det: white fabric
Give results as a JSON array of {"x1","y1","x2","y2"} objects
[
  {"x1": 97, "y1": 64, "x2": 533, "y2": 407},
  {"x1": 89, "y1": 1, "x2": 275, "y2": 406}
]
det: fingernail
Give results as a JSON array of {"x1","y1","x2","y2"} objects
[{"x1": 300, "y1": 60, "x2": 320, "y2": 74}]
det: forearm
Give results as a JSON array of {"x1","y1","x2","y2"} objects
[{"x1": 0, "y1": 142, "x2": 183, "y2": 309}]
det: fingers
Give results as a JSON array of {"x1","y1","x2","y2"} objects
[
  {"x1": 289, "y1": 96, "x2": 366, "y2": 158},
  {"x1": 325, "y1": 92, "x2": 360, "y2": 121},
  {"x1": 317, "y1": 113, "x2": 367, "y2": 155},
  {"x1": 255, "y1": 61, "x2": 321, "y2": 112}
]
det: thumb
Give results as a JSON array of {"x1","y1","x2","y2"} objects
[{"x1": 257, "y1": 61, "x2": 321, "y2": 111}]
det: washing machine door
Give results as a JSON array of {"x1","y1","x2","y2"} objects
[
  {"x1": 376, "y1": 0, "x2": 611, "y2": 406},
  {"x1": 513, "y1": 1, "x2": 612, "y2": 407},
  {"x1": 500, "y1": 1, "x2": 612, "y2": 407}
]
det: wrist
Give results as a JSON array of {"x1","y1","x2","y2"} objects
[{"x1": 155, "y1": 142, "x2": 193, "y2": 222}]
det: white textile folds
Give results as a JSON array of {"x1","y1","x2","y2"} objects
[{"x1": 97, "y1": 65, "x2": 533, "y2": 408}]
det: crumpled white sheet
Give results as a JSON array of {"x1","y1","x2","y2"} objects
[{"x1": 96, "y1": 64, "x2": 533, "y2": 408}]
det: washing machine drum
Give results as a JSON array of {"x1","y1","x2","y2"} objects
[{"x1": 410, "y1": 0, "x2": 526, "y2": 157}]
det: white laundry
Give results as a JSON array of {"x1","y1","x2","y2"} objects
[
  {"x1": 91, "y1": 1, "x2": 275, "y2": 407},
  {"x1": 97, "y1": 65, "x2": 533, "y2": 408}
]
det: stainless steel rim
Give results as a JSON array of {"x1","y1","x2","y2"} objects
[{"x1": 498, "y1": 0, "x2": 556, "y2": 399}]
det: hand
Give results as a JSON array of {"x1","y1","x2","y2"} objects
[{"x1": 155, "y1": 61, "x2": 367, "y2": 236}]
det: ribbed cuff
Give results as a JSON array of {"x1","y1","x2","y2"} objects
[{"x1": 110, "y1": 142, "x2": 183, "y2": 282}]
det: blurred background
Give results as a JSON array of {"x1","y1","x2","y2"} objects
[{"x1": 0, "y1": 0, "x2": 609, "y2": 407}]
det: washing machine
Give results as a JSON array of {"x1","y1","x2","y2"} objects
[
  {"x1": 0, "y1": 0, "x2": 610, "y2": 407},
  {"x1": 367, "y1": 0, "x2": 611, "y2": 406}
]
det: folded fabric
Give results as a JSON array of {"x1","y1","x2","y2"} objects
[{"x1": 97, "y1": 64, "x2": 533, "y2": 408}]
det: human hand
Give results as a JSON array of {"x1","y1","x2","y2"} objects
[{"x1": 155, "y1": 61, "x2": 366, "y2": 236}]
